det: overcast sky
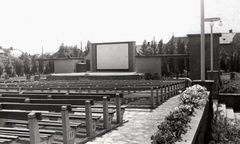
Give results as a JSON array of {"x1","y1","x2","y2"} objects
[{"x1": 0, "y1": 0, "x2": 239, "y2": 55}]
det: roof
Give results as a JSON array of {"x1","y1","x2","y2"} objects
[
  {"x1": 135, "y1": 54, "x2": 189, "y2": 58},
  {"x1": 219, "y1": 33, "x2": 236, "y2": 44},
  {"x1": 36, "y1": 57, "x2": 84, "y2": 61}
]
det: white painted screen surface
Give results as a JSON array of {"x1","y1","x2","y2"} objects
[{"x1": 96, "y1": 43, "x2": 129, "y2": 69}]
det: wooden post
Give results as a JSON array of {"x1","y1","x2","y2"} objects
[
  {"x1": 164, "y1": 85, "x2": 167, "y2": 100},
  {"x1": 28, "y1": 112, "x2": 40, "y2": 144},
  {"x1": 115, "y1": 93, "x2": 122, "y2": 124},
  {"x1": 58, "y1": 86, "x2": 61, "y2": 92},
  {"x1": 62, "y1": 106, "x2": 74, "y2": 144},
  {"x1": 79, "y1": 87, "x2": 82, "y2": 93},
  {"x1": 88, "y1": 86, "x2": 90, "y2": 93},
  {"x1": 150, "y1": 87, "x2": 155, "y2": 109},
  {"x1": 161, "y1": 86, "x2": 164, "y2": 102},
  {"x1": 85, "y1": 100, "x2": 95, "y2": 138},
  {"x1": 156, "y1": 87, "x2": 160, "y2": 105},
  {"x1": 103, "y1": 97, "x2": 111, "y2": 130},
  {"x1": 18, "y1": 87, "x2": 22, "y2": 92}
]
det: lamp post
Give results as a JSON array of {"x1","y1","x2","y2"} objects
[
  {"x1": 204, "y1": 17, "x2": 223, "y2": 71},
  {"x1": 200, "y1": 0, "x2": 205, "y2": 81}
]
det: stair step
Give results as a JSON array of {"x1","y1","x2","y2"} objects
[
  {"x1": 213, "y1": 99, "x2": 218, "y2": 112},
  {"x1": 226, "y1": 108, "x2": 235, "y2": 120},
  {"x1": 218, "y1": 103, "x2": 226, "y2": 117},
  {"x1": 234, "y1": 112, "x2": 240, "y2": 120}
]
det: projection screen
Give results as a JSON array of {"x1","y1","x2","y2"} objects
[{"x1": 96, "y1": 43, "x2": 129, "y2": 70}]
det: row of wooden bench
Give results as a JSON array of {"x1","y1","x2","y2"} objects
[
  {"x1": 0, "y1": 80, "x2": 185, "y2": 87},
  {"x1": 0, "y1": 92, "x2": 125, "y2": 144},
  {"x1": 0, "y1": 81, "x2": 185, "y2": 109},
  {"x1": 0, "y1": 80, "x2": 187, "y2": 143}
]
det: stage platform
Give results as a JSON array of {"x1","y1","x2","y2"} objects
[{"x1": 46, "y1": 72, "x2": 144, "y2": 81}]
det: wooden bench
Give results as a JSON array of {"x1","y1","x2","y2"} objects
[
  {"x1": 0, "y1": 134, "x2": 18, "y2": 144},
  {"x1": 20, "y1": 92, "x2": 125, "y2": 124},
  {"x1": 0, "y1": 111, "x2": 55, "y2": 144},
  {"x1": 0, "y1": 103, "x2": 79, "y2": 144},
  {"x1": 25, "y1": 99, "x2": 98, "y2": 138},
  {"x1": 0, "y1": 97, "x2": 98, "y2": 140}
]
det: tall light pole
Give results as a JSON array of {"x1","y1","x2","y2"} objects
[
  {"x1": 204, "y1": 17, "x2": 223, "y2": 71},
  {"x1": 200, "y1": 0, "x2": 205, "y2": 81}
]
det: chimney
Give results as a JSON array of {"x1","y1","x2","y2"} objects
[{"x1": 229, "y1": 29, "x2": 233, "y2": 33}]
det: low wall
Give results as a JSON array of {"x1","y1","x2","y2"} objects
[
  {"x1": 135, "y1": 56, "x2": 162, "y2": 75},
  {"x1": 177, "y1": 100, "x2": 211, "y2": 144},
  {"x1": 47, "y1": 75, "x2": 144, "y2": 81},
  {"x1": 218, "y1": 93, "x2": 240, "y2": 111}
]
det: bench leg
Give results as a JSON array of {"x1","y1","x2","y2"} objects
[
  {"x1": 85, "y1": 101, "x2": 95, "y2": 138},
  {"x1": 62, "y1": 106, "x2": 74, "y2": 144},
  {"x1": 28, "y1": 112, "x2": 41, "y2": 144}
]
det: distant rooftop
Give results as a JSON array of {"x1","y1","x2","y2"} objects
[{"x1": 219, "y1": 33, "x2": 236, "y2": 44}]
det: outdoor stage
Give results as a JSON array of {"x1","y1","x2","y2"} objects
[{"x1": 46, "y1": 72, "x2": 144, "y2": 80}]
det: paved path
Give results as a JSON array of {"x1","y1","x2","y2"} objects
[{"x1": 86, "y1": 95, "x2": 181, "y2": 144}]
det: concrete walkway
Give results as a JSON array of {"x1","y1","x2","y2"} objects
[{"x1": 86, "y1": 95, "x2": 181, "y2": 144}]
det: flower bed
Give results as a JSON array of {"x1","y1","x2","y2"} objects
[{"x1": 151, "y1": 84, "x2": 209, "y2": 143}]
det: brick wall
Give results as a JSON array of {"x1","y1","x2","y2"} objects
[{"x1": 188, "y1": 34, "x2": 221, "y2": 80}]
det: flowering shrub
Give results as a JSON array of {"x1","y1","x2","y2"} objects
[
  {"x1": 210, "y1": 109, "x2": 240, "y2": 143},
  {"x1": 179, "y1": 84, "x2": 208, "y2": 110},
  {"x1": 151, "y1": 84, "x2": 209, "y2": 144}
]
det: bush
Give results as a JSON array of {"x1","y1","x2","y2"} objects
[
  {"x1": 152, "y1": 108, "x2": 191, "y2": 143},
  {"x1": 152, "y1": 73, "x2": 160, "y2": 80},
  {"x1": 219, "y1": 79, "x2": 238, "y2": 93},
  {"x1": 210, "y1": 109, "x2": 240, "y2": 143},
  {"x1": 151, "y1": 84, "x2": 208, "y2": 143},
  {"x1": 144, "y1": 73, "x2": 152, "y2": 80}
]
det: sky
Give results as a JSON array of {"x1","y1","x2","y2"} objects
[{"x1": 0, "y1": 0, "x2": 239, "y2": 56}]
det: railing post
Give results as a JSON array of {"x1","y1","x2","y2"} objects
[
  {"x1": 164, "y1": 85, "x2": 167, "y2": 100},
  {"x1": 161, "y1": 86, "x2": 164, "y2": 102},
  {"x1": 116, "y1": 93, "x2": 122, "y2": 124},
  {"x1": 103, "y1": 97, "x2": 111, "y2": 130},
  {"x1": 150, "y1": 87, "x2": 155, "y2": 109},
  {"x1": 156, "y1": 87, "x2": 160, "y2": 105}
]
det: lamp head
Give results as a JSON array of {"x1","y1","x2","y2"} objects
[{"x1": 210, "y1": 22, "x2": 214, "y2": 27}]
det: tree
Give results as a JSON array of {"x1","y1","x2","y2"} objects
[
  {"x1": 157, "y1": 39, "x2": 163, "y2": 54},
  {"x1": 5, "y1": 59, "x2": 15, "y2": 76},
  {"x1": 177, "y1": 39, "x2": 185, "y2": 75},
  {"x1": 71, "y1": 45, "x2": 82, "y2": 57},
  {"x1": 12, "y1": 57, "x2": 23, "y2": 76},
  {"x1": 166, "y1": 36, "x2": 176, "y2": 75},
  {"x1": 83, "y1": 41, "x2": 91, "y2": 57},
  {"x1": 30, "y1": 54, "x2": 40, "y2": 75},
  {"x1": 150, "y1": 40, "x2": 157, "y2": 54},
  {"x1": 19, "y1": 53, "x2": 31, "y2": 75},
  {"x1": 139, "y1": 40, "x2": 148, "y2": 55}
]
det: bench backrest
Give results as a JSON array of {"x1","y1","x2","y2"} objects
[
  {"x1": 0, "y1": 111, "x2": 42, "y2": 120},
  {"x1": 28, "y1": 99, "x2": 94, "y2": 105},
  {"x1": 69, "y1": 92, "x2": 124, "y2": 98},
  {"x1": 0, "y1": 103, "x2": 72, "y2": 112},
  {"x1": 0, "y1": 97, "x2": 26, "y2": 103},
  {"x1": 1, "y1": 94, "x2": 49, "y2": 99},
  {"x1": 50, "y1": 95, "x2": 110, "y2": 101}
]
